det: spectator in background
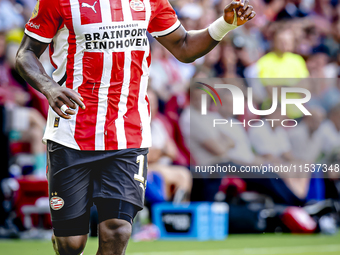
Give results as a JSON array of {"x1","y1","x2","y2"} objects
[
  {"x1": 179, "y1": 85, "x2": 236, "y2": 201},
  {"x1": 248, "y1": 107, "x2": 295, "y2": 164},
  {"x1": 254, "y1": 27, "x2": 310, "y2": 119},
  {"x1": 0, "y1": 30, "x2": 46, "y2": 177},
  {"x1": 148, "y1": 88, "x2": 192, "y2": 203},
  {"x1": 307, "y1": 48, "x2": 333, "y2": 78},
  {"x1": 149, "y1": 42, "x2": 189, "y2": 102},
  {"x1": 275, "y1": 0, "x2": 310, "y2": 20},
  {"x1": 257, "y1": 28, "x2": 309, "y2": 79},
  {"x1": 313, "y1": 0, "x2": 335, "y2": 21},
  {"x1": 288, "y1": 106, "x2": 326, "y2": 163},
  {"x1": 288, "y1": 106, "x2": 328, "y2": 201},
  {"x1": 180, "y1": 86, "x2": 235, "y2": 167},
  {"x1": 232, "y1": 20, "x2": 266, "y2": 77},
  {"x1": 194, "y1": 45, "x2": 221, "y2": 78},
  {"x1": 220, "y1": 43, "x2": 240, "y2": 78},
  {"x1": 247, "y1": 106, "x2": 311, "y2": 203},
  {"x1": 319, "y1": 103, "x2": 340, "y2": 155},
  {"x1": 0, "y1": 0, "x2": 25, "y2": 31},
  {"x1": 212, "y1": 89, "x2": 262, "y2": 165},
  {"x1": 317, "y1": 74, "x2": 340, "y2": 111}
]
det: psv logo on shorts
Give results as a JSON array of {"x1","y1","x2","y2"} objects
[
  {"x1": 50, "y1": 196, "x2": 64, "y2": 210},
  {"x1": 130, "y1": 0, "x2": 144, "y2": 12}
]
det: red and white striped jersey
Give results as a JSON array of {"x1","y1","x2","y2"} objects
[{"x1": 25, "y1": 0, "x2": 180, "y2": 150}]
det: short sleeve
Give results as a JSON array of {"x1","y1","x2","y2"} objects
[
  {"x1": 24, "y1": 0, "x2": 62, "y2": 44},
  {"x1": 148, "y1": 0, "x2": 180, "y2": 38}
]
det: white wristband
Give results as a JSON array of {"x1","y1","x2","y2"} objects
[{"x1": 208, "y1": 10, "x2": 238, "y2": 41}]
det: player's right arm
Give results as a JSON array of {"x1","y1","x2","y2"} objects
[
  {"x1": 16, "y1": 36, "x2": 85, "y2": 119},
  {"x1": 149, "y1": 0, "x2": 255, "y2": 63},
  {"x1": 15, "y1": 0, "x2": 85, "y2": 119}
]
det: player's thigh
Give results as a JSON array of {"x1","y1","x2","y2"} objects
[
  {"x1": 47, "y1": 140, "x2": 93, "y2": 237},
  {"x1": 95, "y1": 200, "x2": 139, "y2": 253}
]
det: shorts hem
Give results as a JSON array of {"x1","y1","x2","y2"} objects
[
  {"x1": 93, "y1": 196, "x2": 143, "y2": 211},
  {"x1": 97, "y1": 211, "x2": 134, "y2": 225},
  {"x1": 51, "y1": 209, "x2": 88, "y2": 222},
  {"x1": 53, "y1": 228, "x2": 89, "y2": 237}
]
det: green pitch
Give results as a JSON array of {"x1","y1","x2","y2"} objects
[{"x1": 0, "y1": 233, "x2": 339, "y2": 255}]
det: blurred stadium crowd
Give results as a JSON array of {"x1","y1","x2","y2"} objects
[{"x1": 1, "y1": 0, "x2": 340, "y2": 237}]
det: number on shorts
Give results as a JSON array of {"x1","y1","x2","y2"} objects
[{"x1": 134, "y1": 155, "x2": 145, "y2": 183}]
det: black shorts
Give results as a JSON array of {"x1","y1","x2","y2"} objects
[{"x1": 47, "y1": 140, "x2": 148, "y2": 237}]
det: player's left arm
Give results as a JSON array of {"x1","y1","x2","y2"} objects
[{"x1": 156, "y1": 0, "x2": 255, "y2": 63}]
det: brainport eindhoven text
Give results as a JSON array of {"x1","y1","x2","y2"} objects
[{"x1": 84, "y1": 26, "x2": 148, "y2": 50}]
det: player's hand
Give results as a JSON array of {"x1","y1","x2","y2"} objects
[
  {"x1": 44, "y1": 84, "x2": 86, "y2": 119},
  {"x1": 224, "y1": 0, "x2": 256, "y2": 26}
]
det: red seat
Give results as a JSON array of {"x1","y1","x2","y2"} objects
[
  {"x1": 155, "y1": 113, "x2": 190, "y2": 166},
  {"x1": 10, "y1": 142, "x2": 31, "y2": 156},
  {"x1": 14, "y1": 178, "x2": 51, "y2": 229},
  {"x1": 164, "y1": 94, "x2": 190, "y2": 166},
  {"x1": 219, "y1": 176, "x2": 247, "y2": 197}
]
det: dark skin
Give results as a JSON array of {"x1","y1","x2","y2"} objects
[{"x1": 16, "y1": 1, "x2": 255, "y2": 254}]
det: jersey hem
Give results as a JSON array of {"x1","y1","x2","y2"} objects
[
  {"x1": 43, "y1": 137, "x2": 151, "y2": 151},
  {"x1": 43, "y1": 137, "x2": 80, "y2": 150},
  {"x1": 150, "y1": 20, "x2": 181, "y2": 38},
  {"x1": 25, "y1": 29, "x2": 53, "y2": 43}
]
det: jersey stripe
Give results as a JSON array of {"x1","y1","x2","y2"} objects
[
  {"x1": 138, "y1": 52, "x2": 151, "y2": 148},
  {"x1": 146, "y1": 94, "x2": 150, "y2": 116},
  {"x1": 114, "y1": 0, "x2": 133, "y2": 149},
  {"x1": 100, "y1": 0, "x2": 112, "y2": 23},
  {"x1": 74, "y1": 52, "x2": 103, "y2": 150},
  {"x1": 115, "y1": 51, "x2": 131, "y2": 149},
  {"x1": 129, "y1": 0, "x2": 146, "y2": 21},
  {"x1": 105, "y1": 52, "x2": 125, "y2": 150},
  {"x1": 121, "y1": 0, "x2": 133, "y2": 22},
  {"x1": 68, "y1": 0, "x2": 86, "y2": 149},
  {"x1": 49, "y1": 43, "x2": 58, "y2": 69},
  {"x1": 139, "y1": 0, "x2": 151, "y2": 147},
  {"x1": 144, "y1": 0, "x2": 151, "y2": 23},
  {"x1": 65, "y1": 0, "x2": 79, "y2": 90},
  {"x1": 50, "y1": 26, "x2": 69, "y2": 86},
  {"x1": 125, "y1": 50, "x2": 144, "y2": 148},
  {"x1": 78, "y1": 0, "x2": 102, "y2": 25},
  {"x1": 65, "y1": 30, "x2": 76, "y2": 90},
  {"x1": 110, "y1": 0, "x2": 123, "y2": 22},
  {"x1": 93, "y1": 0, "x2": 113, "y2": 150},
  {"x1": 95, "y1": 52, "x2": 112, "y2": 150}
]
